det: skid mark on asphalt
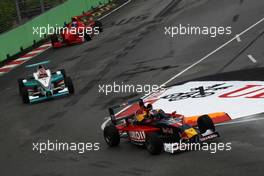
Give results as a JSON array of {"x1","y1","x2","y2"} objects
[
  {"x1": 233, "y1": 14, "x2": 240, "y2": 22},
  {"x1": 102, "y1": 25, "x2": 142, "y2": 44},
  {"x1": 132, "y1": 50, "x2": 176, "y2": 65},
  {"x1": 45, "y1": 152, "x2": 80, "y2": 162},
  {"x1": 158, "y1": 0, "x2": 183, "y2": 17},
  {"x1": 158, "y1": 0, "x2": 205, "y2": 18},
  {"x1": 33, "y1": 123, "x2": 55, "y2": 134},
  {"x1": 112, "y1": 20, "x2": 161, "y2": 58},
  {"x1": 64, "y1": 55, "x2": 82, "y2": 62},
  {"x1": 92, "y1": 93, "x2": 139, "y2": 110},
  {"x1": 48, "y1": 111, "x2": 67, "y2": 120},
  {"x1": 89, "y1": 160, "x2": 115, "y2": 168},
  {"x1": 118, "y1": 65, "x2": 178, "y2": 77},
  {"x1": 84, "y1": 46, "x2": 100, "y2": 53},
  {"x1": 113, "y1": 14, "x2": 149, "y2": 26}
]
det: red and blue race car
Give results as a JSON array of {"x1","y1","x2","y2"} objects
[{"x1": 103, "y1": 99, "x2": 231, "y2": 155}]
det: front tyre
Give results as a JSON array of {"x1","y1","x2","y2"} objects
[
  {"x1": 21, "y1": 87, "x2": 30, "y2": 104},
  {"x1": 104, "y1": 125, "x2": 120, "y2": 147},
  {"x1": 18, "y1": 78, "x2": 24, "y2": 95},
  {"x1": 84, "y1": 32, "x2": 92, "y2": 41},
  {"x1": 197, "y1": 115, "x2": 215, "y2": 134},
  {"x1": 65, "y1": 77, "x2": 74, "y2": 94},
  {"x1": 145, "y1": 133, "x2": 163, "y2": 155},
  {"x1": 50, "y1": 34, "x2": 59, "y2": 48}
]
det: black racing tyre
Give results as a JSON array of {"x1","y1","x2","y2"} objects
[
  {"x1": 64, "y1": 77, "x2": 74, "y2": 94},
  {"x1": 59, "y1": 69, "x2": 66, "y2": 78},
  {"x1": 145, "y1": 133, "x2": 163, "y2": 155},
  {"x1": 197, "y1": 115, "x2": 215, "y2": 134},
  {"x1": 50, "y1": 34, "x2": 59, "y2": 47},
  {"x1": 95, "y1": 21, "x2": 103, "y2": 32},
  {"x1": 18, "y1": 78, "x2": 24, "y2": 95},
  {"x1": 84, "y1": 32, "x2": 92, "y2": 41},
  {"x1": 21, "y1": 87, "x2": 30, "y2": 104},
  {"x1": 104, "y1": 125, "x2": 120, "y2": 147}
]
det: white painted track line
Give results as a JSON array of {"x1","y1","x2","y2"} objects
[
  {"x1": 236, "y1": 34, "x2": 242, "y2": 42},
  {"x1": 41, "y1": 43, "x2": 52, "y2": 47},
  {"x1": 98, "y1": 0, "x2": 132, "y2": 20},
  {"x1": 28, "y1": 50, "x2": 44, "y2": 54},
  {"x1": 16, "y1": 57, "x2": 33, "y2": 61},
  {"x1": 2, "y1": 64, "x2": 18, "y2": 69},
  {"x1": 247, "y1": 54, "x2": 257, "y2": 63}
]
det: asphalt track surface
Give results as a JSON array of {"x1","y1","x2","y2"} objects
[{"x1": 1, "y1": 0, "x2": 264, "y2": 175}]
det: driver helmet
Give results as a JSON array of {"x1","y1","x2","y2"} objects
[
  {"x1": 146, "y1": 104, "x2": 153, "y2": 110},
  {"x1": 38, "y1": 65, "x2": 48, "y2": 78},
  {"x1": 71, "y1": 17, "x2": 78, "y2": 27},
  {"x1": 149, "y1": 108, "x2": 164, "y2": 117}
]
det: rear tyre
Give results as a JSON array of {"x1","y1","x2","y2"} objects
[
  {"x1": 21, "y1": 87, "x2": 30, "y2": 104},
  {"x1": 95, "y1": 21, "x2": 103, "y2": 32},
  {"x1": 84, "y1": 32, "x2": 92, "y2": 41},
  {"x1": 145, "y1": 133, "x2": 163, "y2": 155},
  {"x1": 65, "y1": 77, "x2": 74, "y2": 94},
  {"x1": 197, "y1": 115, "x2": 215, "y2": 134},
  {"x1": 50, "y1": 34, "x2": 59, "y2": 47},
  {"x1": 104, "y1": 125, "x2": 120, "y2": 147}
]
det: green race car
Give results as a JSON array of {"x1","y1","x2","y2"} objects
[{"x1": 18, "y1": 61, "x2": 74, "y2": 104}]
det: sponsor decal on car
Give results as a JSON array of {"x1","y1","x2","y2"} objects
[
  {"x1": 129, "y1": 131, "x2": 146, "y2": 142},
  {"x1": 162, "y1": 127, "x2": 174, "y2": 134},
  {"x1": 199, "y1": 133, "x2": 219, "y2": 142}
]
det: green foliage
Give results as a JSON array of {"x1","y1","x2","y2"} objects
[
  {"x1": 0, "y1": 0, "x2": 16, "y2": 33},
  {"x1": 0, "y1": 0, "x2": 66, "y2": 33}
]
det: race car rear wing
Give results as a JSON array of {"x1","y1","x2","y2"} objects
[
  {"x1": 108, "y1": 99, "x2": 143, "y2": 124},
  {"x1": 25, "y1": 60, "x2": 50, "y2": 68}
]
